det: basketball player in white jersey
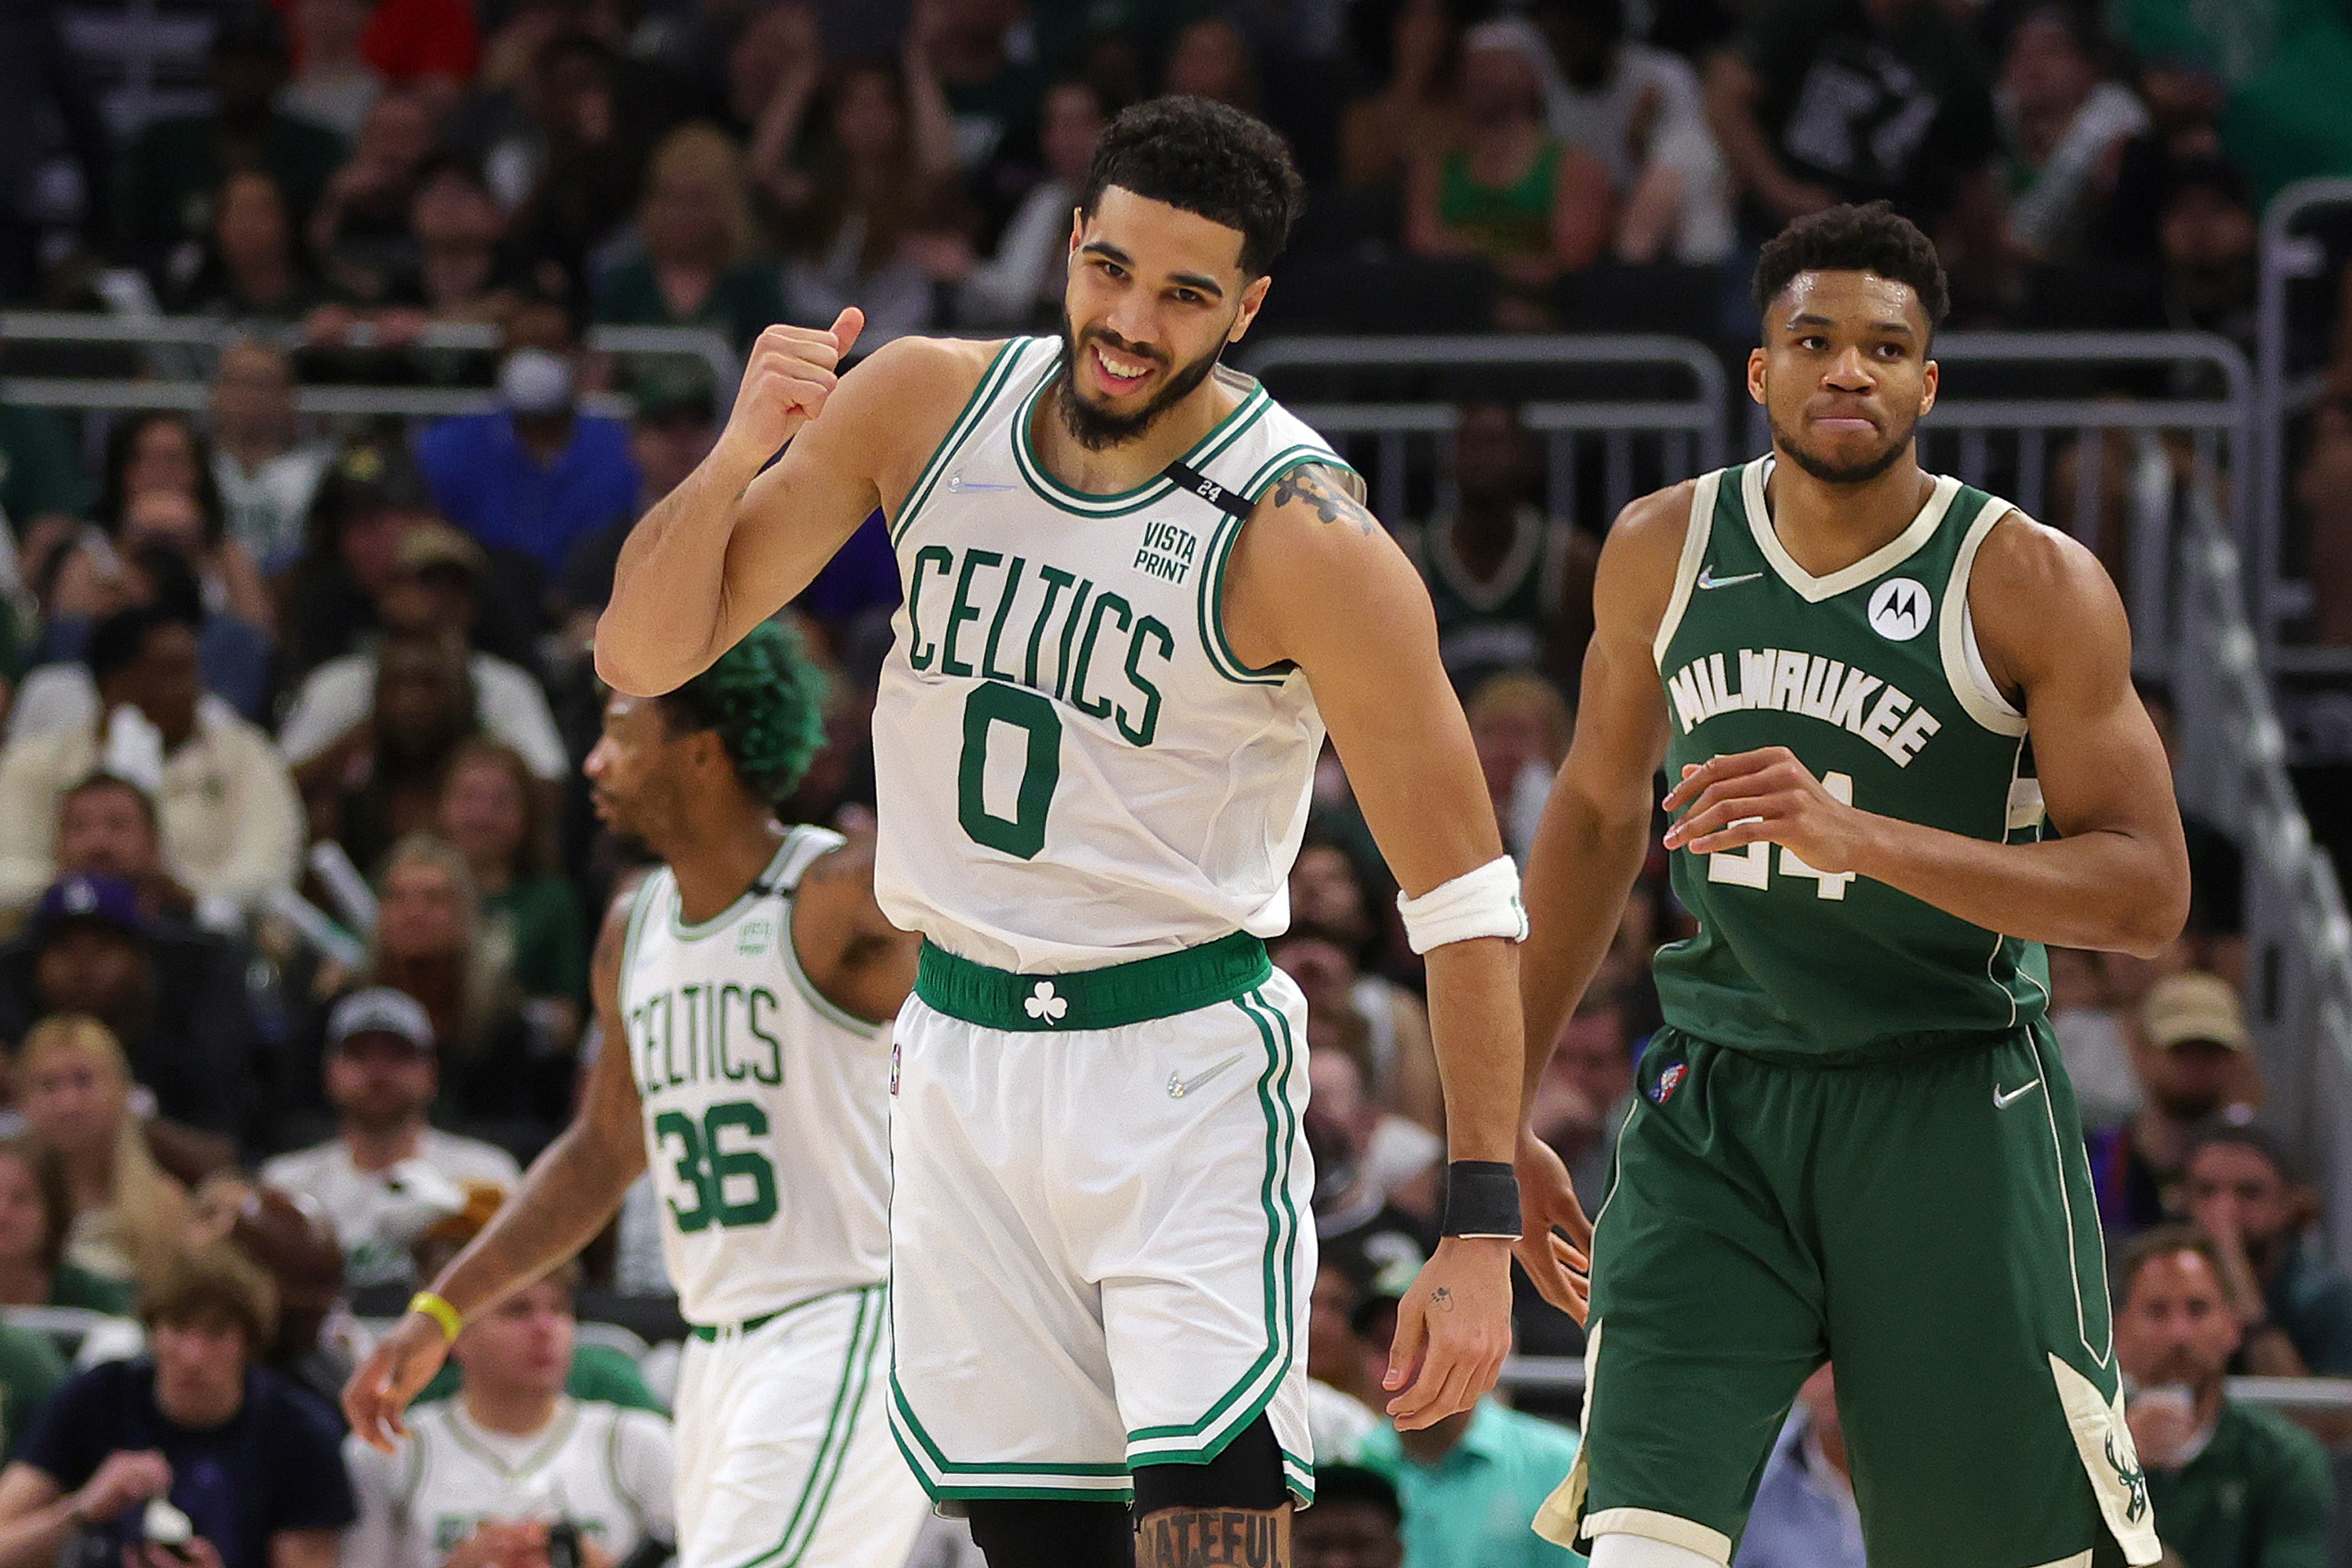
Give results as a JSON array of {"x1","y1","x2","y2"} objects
[
  {"x1": 595, "y1": 98, "x2": 1592, "y2": 1568},
  {"x1": 343, "y1": 622, "x2": 932, "y2": 1568}
]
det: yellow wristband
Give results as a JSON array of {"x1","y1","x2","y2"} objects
[{"x1": 409, "y1": 1290, "x2": 463, "y2": 1342}]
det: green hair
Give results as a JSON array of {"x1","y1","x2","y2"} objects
[{"x1": 657, "y1": 620, "x2": 830, "y2": 806}]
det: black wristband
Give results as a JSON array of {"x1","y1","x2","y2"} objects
[{"x1": 1442, "y1": 1160, "x2": 1523, "y2": 1239}]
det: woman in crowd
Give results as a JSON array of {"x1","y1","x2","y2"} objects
[
  {"x1": 303, "y1": 633, "x2": 480, "y2": 875},
  {"x1": 361, "y1": 835, "x2": 563, "y2": 1156},
  {"x1": 436, "y1": 737, "x2": 585, "y2": 1044},
  {"x1": 955, "y1": 79, "x2": 1105, "y2": 331},
  {"x1": 0, "y1": 1136, "x2": 135, "y2": 1313},
  {"x1": 1288, "y1": 835, "x2": 1441, "y2": 1134},
  {"x1": 1406, "y1": 18, "x2": 1611, "y2": 328},
  {"x1": 594, "y1": 122, "x2": 783, "y2": 351},
  {"x1": 15, "y1": 1016, "x2": 189, "y2": 1290},
  {"x1": 171, "y1": 170, "x2": 326, "y2": 325}
]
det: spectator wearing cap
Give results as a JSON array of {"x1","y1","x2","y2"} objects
[
  {"x1": 260, "y1": 989, "x2": 520, "y2": 1293},
  {"x1": 0, "y1": 877, "x2": 262, "y2": 1144},
  {"x1": 1295, "y1": 1464, "x2": 1405, "y2": 1568},
  {"x1": 210, "y1": 339, "x2": 335, "y2": 574},
  {"x1": 1352, "y1": 1389, "x2": 1584, "y2": 1568},
  {"x1": 42, "y1": 775, "x2": 196, "y2": 928},
  {"x1": 1733, "y1": 1366, "x2": 1864, "y2": 1568},
  {"x1": 2181, "y1": 1126, "x2": 2352, "y2": 1378},
  {"x1": 0, "y1": 1243, "x2": 355, "y2": 1568},
  {"x1": 0, "y1": 604, "x2": 302, "y2": 917},
  {"x1": 113, "y1": 8, "x2": 349, "y2": 288},
  {"x1": 273, "y1": 443, "x2": 441, "y2": 682},
  {"x1": 278, "y1": 522, "x2": 564, "y2": 786},
  {"x1": 2114, "y1": 1227, "x2": 2333, "y2": 1568},
  {"x1": 2089, "y1": 971, "x2": 2255, "y2": 1236},
  {"x1": 415, "y1": 295, "x2": 640, "y2": 581}
]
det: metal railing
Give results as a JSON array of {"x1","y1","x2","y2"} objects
[
  {"x1": 0, "y1": 313, "x2": 742, "y2": 421},
  {"x1": 2256, "y1": 179, "x2": 2352, "y2": 673},
  {"x1": 1240, "y1": 335, "x2": 1726, "y2": 528}
]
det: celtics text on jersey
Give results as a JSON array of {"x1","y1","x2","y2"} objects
[
  {"x1": 1651, "y1": 458, "x2": 2052, "y2": 1058},
  {"x1": 617, "y1": 826, "x2": 892, "y2": 1326},
  {"x1": 871, "y1": 336, "x2": 1361, "y2": 972}
]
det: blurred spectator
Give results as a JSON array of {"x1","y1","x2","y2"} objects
[
  {"x1": 2154, "y1": 159, "x2": 2257, "y2": 348},
  {"x1": 0, "y1": 605, "x2": 302, "y2": 913},
  {"x1": 1294, "y1": 1464, "x2": 1405, "y2": 1568},
  {"x1": 2089, "y1": 971, "x2": 2255, "y2": 1235},
  {"x1": 1399, "y1": 403, "x2": 1593, "y2": 694},
  {"x1": 1406, "y1": 21, "x2": 1612, "y2": 332},
  {"x1": 44, "y1": 775, "x2": 198, "y2": 927},
  {"x1": 114, "y1": 10, "x2": 349, "y2": 285},
  {"x1": 1467, "y1": 670, "x2": 1572, "y2": 863},
  {"x1": 757, "y1": 53, "x2": 966, "y2": 347},
  {"x1": 2111, "y1": 0, "x2": 2352, "y2": 205},
  {"x1": 1734, "y1": 1365, "x2": 1863, "y2": 1568},
  {"x1": 51, "y1": 412, "x2": 274, "y2": 637},
  {"x1": 1281, "y1": 933, "x2": 1441, "y2": 1199},
  {"x1": 302, "y1": 632, "x2": 481, "y2": 876},
  {"x1": 17, "y1": 543, "x2": 273, "y2": 734},
  {"x1": 1355, "y1": 1396, "x2": 1584, "y2": 1568},
  {"x1": 306, "y1": 91, "x2": 437, "y2": 307},
  {"x1": 1287, "y1": 838, "x2": 1436, "y2": 1131},
  {"x1": 437, "y1": 739, "x2": 584, "y2": 1031},
  {"x1": 556, "y1": 378, "x2": 718, "y2": 635},
  {"x1": 1528, "y1": 994, "x2": 1635, "y2": 1207},
  {"x1": 1340, "y1": 0, "x2": 1461, "y2": 194},
  {"x1": 14, "y1": 1014, "x2": 191, "y2": 1287},
  {"x1": 277, "y1": 0, "x2": 384, "y2": 138},
  {"x1": 0, "y1": 1136, "x2": 136, "y2": 1312},
  {"x1": 0, "y1": 1244, "x2": 354, "y2": 1568},
  {"x1": 0, "y1": 882, "x2": 260, "y2": 1145},
  {"x1": 341, "y1": 1263, "x2": 673, "y2": 1568},
  {"x1": 260, "y1": 988, "x2": 520, "y2": 1290},
  {"x1": 918, "y1": 0, "x2": 1046, "y2": 176},
  {"x1": 2048, "y1": 946, "x2": 2140, "y2": 1133},
  {"x1": 2181, "y1": 1125, "x2": 2352, "y2": 1378},
  {"x1": 280, "y1": 524, "x2": 563, "y2": 786},
  {"x1": 593, "y1": 122, "x2": 785, "y2": 351},
  {"x1": 0, "y1": 1311, "x2": 60, "y2": 1459},
  {"x1": 498, "y1": 34, "x2": 652, "y2": 292},
  {"x1": 2115, "y1": 1227, "x2": 2333, "y2": 1568},
  {"x1": 358, "y1": 834, "x2": 565, "y2": 1156},
  {"x1": 209, "y1": 340, "x2": 334, "y2": 575},
  {"x1": 1163, "y1": 18, "x2": 1258, "y2": 112},
  {"x1": 273, "y1": 443, "x2": 441, "y2": 682},
  {"x1": 389, "y1": 153, "x2": 521, "y2": 328},
  {"x1": 1305, "y1": 1041, "x2": 1439, "y2": 1299},
  {"x1": 1305, "y1": 1264, "x2": 1385, "y2": 1456},
  {"x1": 1703, "y1": 0, "x2": 1998, "y2": 251},
  {"x1": 1997, "y1": 7, "x2": 2146, "y2": 266},
  {"x1": 954, "y1": 79, "x2": 1103, "y2": 331},
  {"x1": 416, "y1": 296, "x2": 639, "y2": 579},
  {"x1": 1531, "y1": 0, "x2": 1733, "y2": 264},
  {"x1": 405, "y1": 1224, "x2": 662, "y2": 1411},
  {"x1": 169, "y1": 170, "x2": 327, "y2": 325}
]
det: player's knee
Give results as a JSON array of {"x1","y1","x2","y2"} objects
[
  {"x1": 1586, "y1": 1531, "x2": 1726, "y2": 1568},
  {"x1": 1129, "y1": 1416, "x2": 1290, "y2": 1515},
  {"x1": 961, "y1": 1499, "x2": 1134, "y2": 1568}
]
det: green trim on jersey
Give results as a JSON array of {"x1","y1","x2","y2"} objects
[
  {"x1": 1010, "y1": 360, "x2": 1273, "y2": 517},
  {"x1": 1653, "y1": 459, "x2": 2049, "y2": 1060},
  {"x1": 890, "y1": 340, "x2": 1025, "y2": 549},
  {"x1": 667, "y1": 833, "x2": 803, "y2": 941},
  {"x1": 913, "y1": 930, "x2": 1272, "y2": 1031}
]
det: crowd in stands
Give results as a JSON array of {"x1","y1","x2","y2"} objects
[{"x1": 0, "y1": 0, "x2": 2322, "y2": 1566}]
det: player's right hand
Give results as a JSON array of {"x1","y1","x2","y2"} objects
[
  {"x1": 722, "y1": 307, "x2": 866, "y2": 461},
  {"x1": 70, "y1": 1449, "x2": 170, "y2": 1523},
  {"x1": 343, "y1": 1310, "x2": 455, "y2": 1454}
]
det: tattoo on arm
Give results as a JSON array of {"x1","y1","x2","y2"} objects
[
  {"x1": 1137, "y1": 1510, "x2": 1283, "y2": 1568},
  {"x1": 1272, "y1": 465, "x2": 1377, "y2": 536}
]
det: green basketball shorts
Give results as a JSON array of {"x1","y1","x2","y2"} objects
[{"x1": 1533, "y1": 1025, "x2": 2165, "y2": 1568}]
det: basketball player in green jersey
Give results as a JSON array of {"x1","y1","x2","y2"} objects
[{"x1": 1519, "y1": 202, "x2": 2190, "y2": 1568}]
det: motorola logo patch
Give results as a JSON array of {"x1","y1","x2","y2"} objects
[{"x1": 1867, "y1": 578, "x2": 1930, "y2": 641}]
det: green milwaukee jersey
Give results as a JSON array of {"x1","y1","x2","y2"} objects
[{"x1": 1651, "y1": 458, "x2": 2050, "y2": 1058}]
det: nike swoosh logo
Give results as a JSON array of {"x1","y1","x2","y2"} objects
[
  {"x1": 1167, "y1": 1053, "x2": 1245, "y2": 1099},
  {"x1": 1993, "y1": 1079, "x2": 2043, "y2": 1109},
  {"x1": 946, "y1": 476, "x2": 1017, "y2": 492},
  {"x1": 1697, "y1": 566, "x2": 1763, "y2": 590}
]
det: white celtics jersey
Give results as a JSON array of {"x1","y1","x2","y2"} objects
[
  {"x1": 873, "y1": 336, "x2": 1355, "y2": 971},
  {"x1": 343, "y1": 1398, "x2": 674, "y2": 1568},
  {"x1": 618, "y1": 827, "x2": 891, "y2": 1325}
]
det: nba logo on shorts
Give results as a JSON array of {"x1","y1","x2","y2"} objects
[{"x1": 1650, "y1": 1062, "x2": 1688, "y2": 1104}]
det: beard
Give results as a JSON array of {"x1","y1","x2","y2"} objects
[
  {"x1": 1768, "y1": 404, "x2": 1918, "y2": 486},
  {"x1": 1055, "y1": 315, "x2": 1227, "y2": 452}
]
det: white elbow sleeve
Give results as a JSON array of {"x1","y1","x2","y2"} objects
[{"x1": 1396, "y1": 855, "x2": 1528, "y2": 954}]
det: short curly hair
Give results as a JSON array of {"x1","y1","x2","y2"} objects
[
  {"x1": 656, "y1": 620, "x2": 829, "y2": 807},
  {"x1": 1751, "y1": 201, "x2": 1950, "y2": 334},
  {"x1": 1080, "y1": 96, "x2": 1304, "y2": 278}
]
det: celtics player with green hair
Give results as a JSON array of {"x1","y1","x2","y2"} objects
[
  {"x1": 346, "y1": 620, "x2": 934, "y2": 1568},
  {"x1": 1520, "y1": 201, "x2": 2191, "y2": 1568}
]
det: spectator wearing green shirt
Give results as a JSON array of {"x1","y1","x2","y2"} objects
[
  {"x1": 2181, "y1": 1125, "x2": 2352, "y2": 1377},
  {"x1": 2115, "y1": 1226, "x2": 2333, "y2": 1568},
  {"x1": 0, "y1": 1139, "x2": 134, "y2": 1317},
  {"x1": 436, "y1": 738, "x2": 587, "y2": 1044},
  {"x1": 1356, "y1": 1398, "x2": 1586, "y2": 1568},
  {"x1": 591, "y1": 123, "x2": 784, "y2": 355},
  {"x1": 0, "y1": 1325, "x2": 62, "y2": 1458}
]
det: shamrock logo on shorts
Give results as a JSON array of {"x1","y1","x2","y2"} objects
[{"x1": 1025, "y1": 981, "x2": 1069, "y2": 1025}]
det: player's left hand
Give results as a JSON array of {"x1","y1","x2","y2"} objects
[
  {"x1": 1384, "y1": 1236, "x2": 1514, "y2": 1431},
  {"x1": 1514, "y1": 1128, "x2": 1592, "y2": 1324},
  {"x1": 1661, "y1": 747, "x2": 1873, "y2": 873}
]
